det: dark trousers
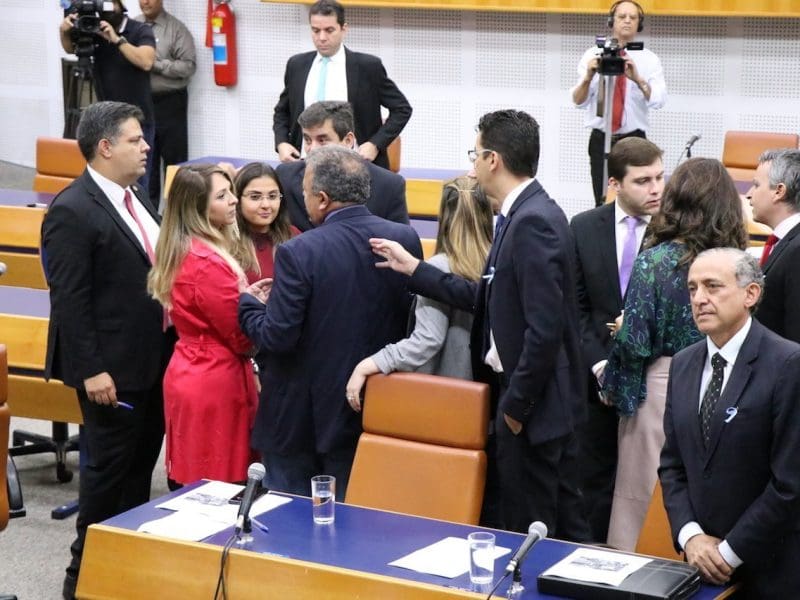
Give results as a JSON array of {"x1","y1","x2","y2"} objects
[
  {"x1": 576, "y1": 395, "x2": 619, "y2": 543},
  {"x1": 65, "y1": 385, "x2": 165, "y2": 585},
  {"x1": 496, "y1": 421, "x2": 591, "y2": 543},
  {"x1": 148, "y1": 89, "x2": 189, "y2": 209},
  {"x1": 588, "y1": 128, "x2": 646, "y2": 207},
  {"x1": 262, "y1": 445, "x2": 358, "y2": 502}
]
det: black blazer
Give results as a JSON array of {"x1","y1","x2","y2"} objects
[
  {"x1": 272, "y1": 47, "x2": 412, "y2": 170},
  {"x1": 41, "y1": 170, "x2": 171, "y2": 391},
  {"x1": 754, "y1": 221, "x2": 800, "y2": 343},
  {"x1": 409, "y1": 180, "x2": 585, "y2": 445},
  {"x1": 660, "y1": 320, "x2": 800, "y2": 594},
  {"x1": 239, "y1": 205, "x2": 422, "y2": 456},
  {"x1": 275, "y1": 159, "x2": 408, "y2": 232}
]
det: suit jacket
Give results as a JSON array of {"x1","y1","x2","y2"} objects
[
  {"x1": 409, "y1": 180, "x2": 585, "y2": 445},
  {"x1": 239, "y1": 205, "x2": 422, "y2": 456},
  {"x1": 276, "y1": 159, "x2": 408, "y2": 232},
  {"x1": 754, "y1": 221, "x2": 800, "y2": 343},
  {"x1": 660, "y1": 320, "x2": 800, "y2": 595},
  {"x1": 42, "y1": 170, "x2": 171, "y2": 391},
  {"x1": 272, "y1": 47, "x2": 412, "y2": 170}
]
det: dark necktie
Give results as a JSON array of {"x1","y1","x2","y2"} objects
[
  {"x1": 759, "y1": 233, "x2": 779, "y2": 267},
  {"x1": 494, "y1": 213, "x2": 506, "y2": 241},
  {"x1": 700, "y1": 352, "x2": 726, "y2": 447}
]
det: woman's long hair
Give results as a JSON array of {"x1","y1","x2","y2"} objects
[
  {"x1": 234, "y1": 163, "x2": 293, "y2": 276},
  {"x1": 647, "y1": 157, "x2": 747, "y2": 266},
  {"x1": 148, "y1": 164, "x2": 247, "y2": 307},
  {"x1": 435, "y1": 176, "x2": 493, "y2": 281}
]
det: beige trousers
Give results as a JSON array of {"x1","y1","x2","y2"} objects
[{"x1": 606, "y1": 356, "x2": 672, "y2": 551}]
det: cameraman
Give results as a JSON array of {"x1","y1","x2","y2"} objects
[
  {"x1": 571, "y1": 0, "x2": 666, "y2": 207},
  {"x1": 59, "y1": 0, "x2": 157, "y2": 205}
]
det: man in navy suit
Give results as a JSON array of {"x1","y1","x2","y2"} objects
[
  {"x1": 272, "y1": 0, "x2": 411, "y2": 170},
  {"x1": 570, "y1": 137, "x2": 663, "y2": 542},
  {"x1": 239, "y1": 145, "x2": 421, "y2": 500},
  {"x1": 370, "y1": 110, "x2": 590, "y2": 540},
  {"x1": 748, "y1": 149, "x2": 800, "y2": 343},
  {"x1": 42, "y1": 101, "x2": 174, "y2": 599},
  {"x1": 276, "y1": 101, "x2": 408, "y2": 232},
  {"x1": 660, "y1": 248, "x2": 800, "y2": 596}
]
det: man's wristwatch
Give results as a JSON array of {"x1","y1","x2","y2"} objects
[{"x1": 115, "y1": 36, "x2": 128, "y2": 47}]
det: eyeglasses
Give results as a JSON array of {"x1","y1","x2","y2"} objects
[
  {"x1": 467, "y1": 148, "x2": 494, "y2": 163},
  {"x1": 244, "y1": 191, "x2": 282, "y2": 202}
]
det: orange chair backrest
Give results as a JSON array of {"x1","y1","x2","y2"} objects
[
  {"x1": 345, "y1": 373, "x2": 489, "y2": 524},
  {"x1": 722, "y1": 131, "x2": 799, "y2": 182},
  {"x1": 635, "y1": 479, "x2": 682, "y2": 560},
  {"x1": 387, "y1": 136, "x2": 401, "y2": 173},
  {"x1": 33, "y1": 136, "x2": 86, "y2": 194},
  {"x1": 1, "y1": 345, "x2": 10, "y2": 530}
]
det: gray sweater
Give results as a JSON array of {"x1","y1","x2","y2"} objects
[{"x1": 371, "y1": 253, "x2": 474, "y2": 380}]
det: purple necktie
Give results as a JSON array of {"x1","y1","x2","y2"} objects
[{"x1": 619, "y1": 216, "x2": 639, "y2": 295}]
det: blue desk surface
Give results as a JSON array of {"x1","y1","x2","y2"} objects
[
  {"x1": 182, "y1": 156, "x2": 464, "y2": 182},
  {"x1": 0, "y1": 188, "x2": 56, "y2": 207},
  {"x1": 0, "y1": 285, "x2": 49, "y2": 317},
  {"x1": 103, "y1": 482, "x2": 728, "y2": 599}
]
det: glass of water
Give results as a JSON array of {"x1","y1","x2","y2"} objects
[
  {"x1": 468, "y1": 531, "x2": 496, "y2": 585},
  {"x1": 311, "y1": 475, "x2": 335, "y2": 524}
]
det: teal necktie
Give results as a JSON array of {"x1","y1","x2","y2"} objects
[{"x1": 316, "y1": 57, "x2": 330, "y2": 101}]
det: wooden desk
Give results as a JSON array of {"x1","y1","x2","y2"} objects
[
  {"x1": 77, "y1": 483, "x2": 733, "y2": 599},
  {"x1": 0, "y1": 189, "x2": 54, "y2": 289},
  {"x1": 0, "y1": 286, "x2": 80, "y2": 424}
]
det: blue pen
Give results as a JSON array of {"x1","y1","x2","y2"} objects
[
  {"x1": 251, "y1": 517, "x2": 270, "y2": 534},
  {"x1": 116, "y1": 401, "x2": 134, "y2": 410}
]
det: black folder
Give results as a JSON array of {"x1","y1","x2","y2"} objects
[{"x1": 537, "y1": 555, "x2": 701, "y2": 600}]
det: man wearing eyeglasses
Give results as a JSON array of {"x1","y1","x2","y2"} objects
[
  {"x1": 370, "y1": 110, "x2": 591, "y2": 541},
  {"x1": 571, "y1": 0, "x2": 666, "y2": 207},
  {"x1": 276, "y1": 101, "x2": 408, "y2": 232}
]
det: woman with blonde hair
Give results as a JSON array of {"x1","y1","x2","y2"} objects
[
  {"x1": 149, "y1": 164, "x2": 258, "y2": 486},
  {"x1": 345, "y1": 176, "x2": 493, "y2": 406}
]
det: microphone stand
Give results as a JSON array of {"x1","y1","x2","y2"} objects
[
  {"x1": 236, "y1": 515, "x2": 254, "y2": 546},
  {"x1": 601, "y1": 71, "x2": 616, "y2": 203},
  {"x1": 505, "y1": 564, "x2": 525, "y2": 599}
]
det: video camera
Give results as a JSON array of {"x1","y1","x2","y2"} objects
[
  {"x1": 65, "y1": 0, "x2": 118, "y2": 60},
  {"x1": 594, "y1": 37, "x2": 643, "y2": 76}
]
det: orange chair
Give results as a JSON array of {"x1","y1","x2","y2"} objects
[
  {"x1": 635, "y1": 479, "x2": 682, "y2": 560},
  {"x1": 387, "y1": 136, "x2": 401, "y2": 173},
  {"x1": 722, "y1": 131, "x2": 799, "y2": 182},
  {"x1": 32, "y1": 136, "x2": 86, "y2": 194},
  {"x1": 345, "y1": 373, "x2": 490, "y2": 524}
]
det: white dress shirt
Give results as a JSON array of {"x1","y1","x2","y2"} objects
[
  {"x1": 677, "y1": 317, "x2": 753, "y2": 569},
  {"x1": 572, "y1": 46, "x2": 666, "y2": 134},
  {"x1": 304, "y1": 45, "x2": 348, "y2": 108},
  {"x1": 484, "y1": 178, "x2": 534, "y2": 373},
  {"x1": 770, "y1": 213, "x2": 800, "y2": 243},
  {"x1": 87, "y1": 165, "x2": 160, "y2": 256}
]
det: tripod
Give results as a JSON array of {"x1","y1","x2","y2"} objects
[
  {"x1": 63, "y1": 57, "x2": 95, "y2": 139},
  {"x1": 600, "y1": 71, "x2": 618, "y2": 201}
]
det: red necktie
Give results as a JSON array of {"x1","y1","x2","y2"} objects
[
  {"x1": 123, "y1": 190, "x2": 155, "y2": 264},
  {"x1": 759, "y1": 233, "x2": 779, "y2": 267},
  {"x1": 612, "y1": 50, "x2": 627, "y2": 133}
]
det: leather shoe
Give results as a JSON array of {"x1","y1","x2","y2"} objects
[{"x1": 62, "y1": 573, "x2": 77, "y2": 600}]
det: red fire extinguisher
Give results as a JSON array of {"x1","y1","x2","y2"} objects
[{"x1": 211, "y1": 0, "x2": 237, "y2": 87}]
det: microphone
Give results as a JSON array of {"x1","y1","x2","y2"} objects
[
  {"x1": 234, "y1": 462, "x2": 267, "y2": 533},
  {"x1": 505, "y1": 521, "x2": 548, "y2": 573},
  {"x1": 0, "y1": 262, "x2": 6, "y2": 276},
  {"x1": 684, "y1": 132, "x2": 702, "y2": 150}
]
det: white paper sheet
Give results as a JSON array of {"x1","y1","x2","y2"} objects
[
  {"x1": 389, "y1": 536, "x2": 511, "y2": 579},
  {"x1": 541, "y1": 547, "x2": 652, "y2": 587},
  {"x1": 137, "y1": 510, "x2": 232, "y2": 541}
]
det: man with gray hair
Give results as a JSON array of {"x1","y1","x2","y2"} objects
[
  {"x1": 747, "y1": 149, "x2": 800, "y2": 342},
  {"x1": 660, "y1": 247, "x2": 800, "y2": 596},
  {"x1": 239, "y1": 145, "x2": 422, "y2": 500}
]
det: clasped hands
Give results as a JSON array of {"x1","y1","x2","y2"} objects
[{"x1": 241, "y1": 278, "x2": 273, "y2": 303}]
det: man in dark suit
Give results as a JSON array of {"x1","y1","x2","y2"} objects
[
  {"x1": 239, "y1": 146, "x2": 421, "y2": 500},
  {"x1": 42, "y1": 101, "x2": 174, "y2": 599},
  {"x1": 276, "y1": 101, "x2": 408, "y2": 232},
  {"x1": 660, "y1": 248, "x2": 800, "y2": 596},
  {"x1": 748, "y1": 149, "x2": 800, "y2": 343},
  {"x1": 570, "y1": 136, "x2": 664, "y2": 542},
  {"x1": 371, "y1": 110, "x2": 590, "y2": 540},
  {"x1": 272, "y1": 0, "x2": 411, "y2": 170}
]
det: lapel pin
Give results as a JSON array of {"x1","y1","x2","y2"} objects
[
  {"x1": 724, "y1": 407, "x2": 738, "y2": 423},
  {"x1": 482, "y1": 266, "x2": 496, "y2": 284}
]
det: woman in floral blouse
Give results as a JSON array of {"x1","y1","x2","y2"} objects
[{"x1": 603, "y1": 158, "x2": 747, "y2": 551}]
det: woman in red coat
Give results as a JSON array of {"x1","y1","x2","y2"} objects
[
  {"x1": 149, "y1": 164, "x2": 259, "y2": 485},
  {"x1": 234, "y1": 162, "x2": 300, "y2": 283}
]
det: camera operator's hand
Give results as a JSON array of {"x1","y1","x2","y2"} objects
[
  {"x1": 60, "y1": 13, "x2": 77, "y2": 34},
  {"x1": 584, "y1": 57, "x2": 600, "y2": 81},
  {"x1": 59, "y1": 13, "x2": 78, "y2": 53},
  {"x1": 97, "y1": 20, "x2": 120, "y2": 45},
  {"x1": 624, "y1": 57, "x2": 652, "y2": 100}
]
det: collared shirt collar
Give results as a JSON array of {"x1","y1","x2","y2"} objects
[
  {"x1": 316, "y1": 44, "x2": 345, "y2": 65},
  {"x1": 86, "y1": 164, "x2": 129, "y2": 208},
  {"x1": 614, "y1": 201, "x2": 652, "y2": 225},
  {"x1": 771, "y1": 213, "x2": 800, "y2": 240},
  {"x1": 705, "y1": 316, "x2": 752, "y2": 368},
  {"x1": 499, "y1": 178, "x2": 534, "y2": 218}
]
